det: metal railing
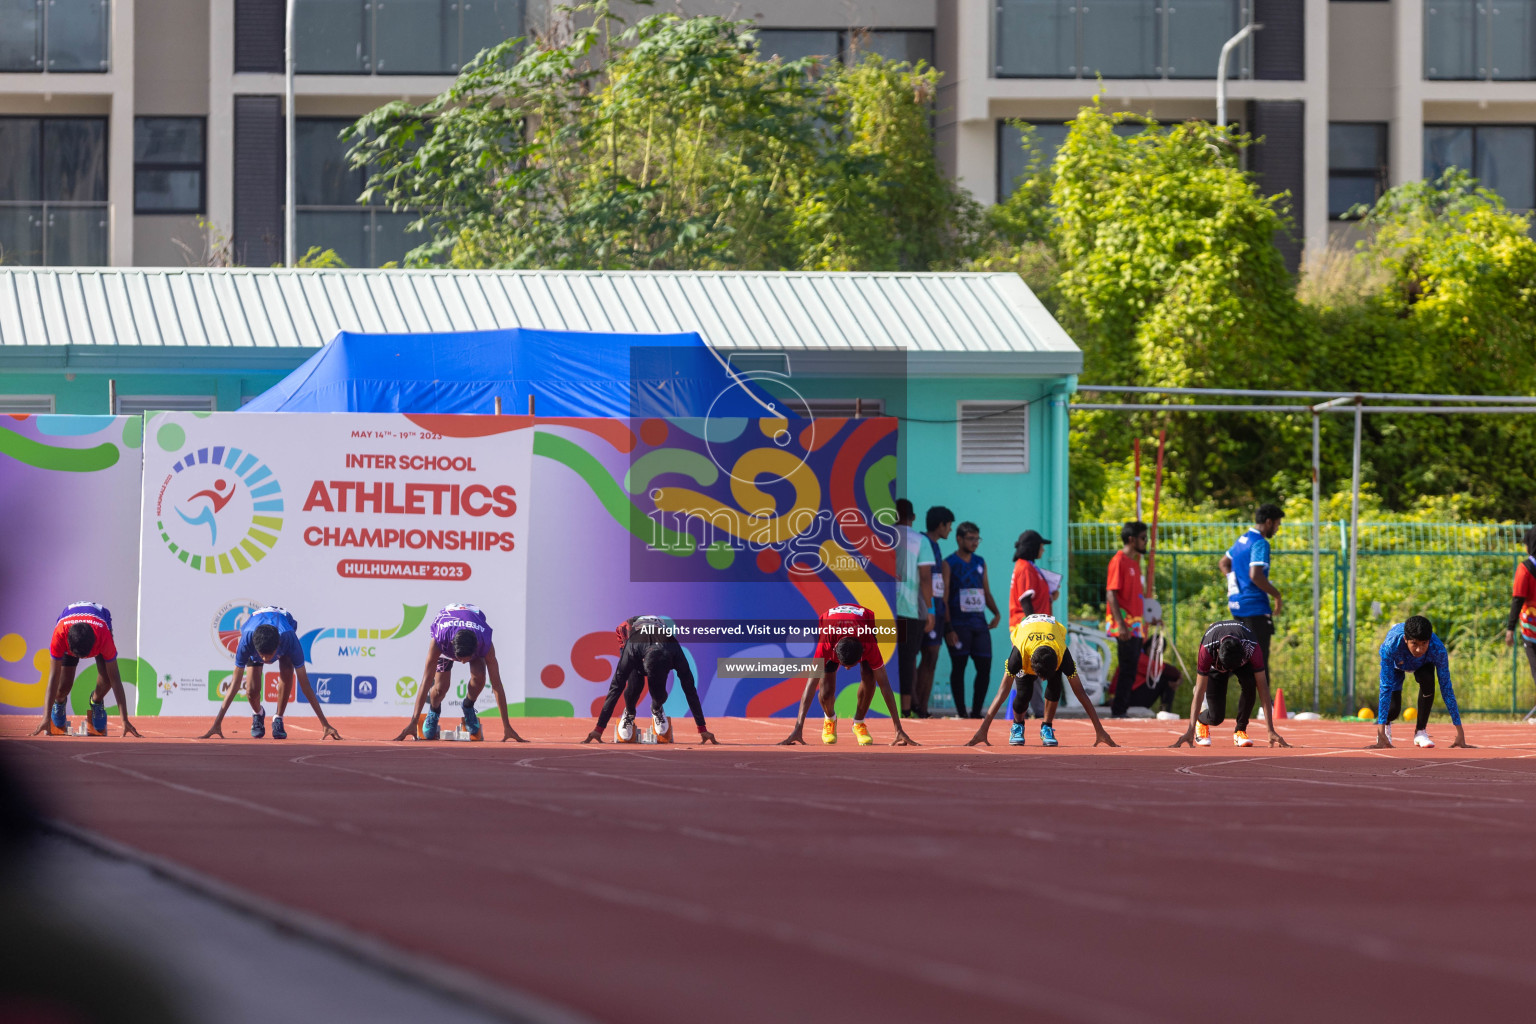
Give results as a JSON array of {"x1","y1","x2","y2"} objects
[{"x1": 1070, "y1": 521, "x2": 1536, "y2": 716}]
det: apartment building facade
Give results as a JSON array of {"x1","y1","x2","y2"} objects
[{"x1": 2, "y1": 0, "x2": 1534, "y2": 270}]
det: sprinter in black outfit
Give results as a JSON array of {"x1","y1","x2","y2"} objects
[{"x1": 584, "y1": 615, "x2": 717, "y2": 745}]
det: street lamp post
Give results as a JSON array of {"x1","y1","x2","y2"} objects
[
  {"x1": 285, "y1": 0, "x2": 297, "y2": 268},
  {"x1": 1215, "y1": 17, "x2": 1261, "y2": 130}
]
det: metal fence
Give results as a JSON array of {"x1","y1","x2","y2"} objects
[{"x1": 1069, "y1": 521, "x2": 1536, "y2": 716}]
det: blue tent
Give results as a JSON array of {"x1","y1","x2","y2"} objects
[{"x1": 243, "y1": 328, "x2": 785, "y2": 417}]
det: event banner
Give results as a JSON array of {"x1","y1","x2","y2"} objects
[
  {"x1": 524, "y1": 416, "x2": 900, "y2": 719},
  {"x1": 0, "y1": 415, "x2": 143, "y2": 717},
  {"x1": 137, "y1": 413, "x2": 532, "y2": 717}
]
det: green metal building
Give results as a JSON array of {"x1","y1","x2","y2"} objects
[{"x1": 0, "y1": 268, "x2": 1082, "y2": 700}]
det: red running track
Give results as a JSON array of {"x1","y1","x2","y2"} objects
[{"x1": 8, "y1": 717, "x2": 1536, "y2": 1023}]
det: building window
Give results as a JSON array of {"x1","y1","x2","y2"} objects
[
  {"x1": 0, "y1": 117, "x2": 109, "y2": 266},
  {"x1": 957, "y1": 402, "x2": 1029, "y2": 474},
  {"x1": 0, "y1": 0, "x2": 109, "y2": 72},
  {"x1": 115, "y1": 395, "x2": 217, "y2": 415},
  {"x1": 1328, "y1": 123, "x2": 1388, "y2": 219},
  {"x1": 294, "y1": 0, "x2": 524, "y2": 75},
  {"x1": 1425, "y1": 124, "x2": 1536, "y2": 211},
  {"x1": 784, "y1": 398, "x2": 887, "y2": 419},
  {"x1": 294, "y1": 118, "x2": 420, "y2": 267},
  {"x1": 995, "y1": 0, "x2": 1250, "y2": 79},
  {"x1": 0, "y1": 395, "x2": 55, "y2": 413},
  {"x1": 134, "y1": 118, "x2": 205, "y2": 215},
  {"x1": 1426, "y1": 0, "x2": 1536, "y2": 80},
  {"x1": 997, "y1": 120, "x2": 1144, "y2": 201},
  {"x1": 753, "y1": 29, "x2": 935, "y2": 66}
]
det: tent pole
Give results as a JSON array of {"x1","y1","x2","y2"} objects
[
  {"x1": 528, "y1": 393, "x2": 536, "y2": 416},
  {"x1": 1311, "y1": 411, "x2": 1320, "y2": 713},
  {"x1": 1348, "y1": 398, "x2": 1362, "y2": 705},
  {"x1": 494, "y1": 395, "x2": 502, "y2": 416}
]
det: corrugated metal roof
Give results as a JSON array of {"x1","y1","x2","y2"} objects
[{"x1": 0, "y1": 268, "x2": 1081, "y2": 374}]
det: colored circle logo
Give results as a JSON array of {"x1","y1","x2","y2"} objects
[
  {"x1": 396, "y1": 676, "x2": 417, "y2": 699},
  {"x1": 155, "y1": 444, "x2": 283, "y2": 573}
]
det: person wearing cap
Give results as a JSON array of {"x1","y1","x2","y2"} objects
[{"x1": 1009, "y1": 530, "x2": 1056, "y2": 627}]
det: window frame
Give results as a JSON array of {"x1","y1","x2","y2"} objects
[
  {"x1": 133, "y1": 116, "x2": 207, "y2": 216},
  {"x1": 0, "y1": 0, "x2": 111, "y2": 74},
  {"x1": 1327, "y1": 121, "x2": 1389, "y2": 220},
  {"x1": 956, "y1": 400, "x2": 1030, "y2": 475},
  {"x1": 0, "y1": 114, "x2": 110, "y2": 266},
  {"x1": 1423, "y1": 122, "x2": 1536, "y2": 212},
  {"x1": 993, "y1": 0, "x2": 1252, "y2": 81},
  {"x1": 751, "y1": 27, "x2": 936, "y2": 66},
  {"x1": 114, "y1": 395, "x2": 217, "y2": 415},
  {"x1": 0, "y1": 394, "x2": 56, "y2": 413},
  {"x1": 292, "y1": 0, "x2": 526, "y2": 76}
]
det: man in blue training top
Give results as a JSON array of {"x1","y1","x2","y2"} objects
[
  {"x1": 201, "y1": 606, "x2": 342, "y2": 741},
  {"x1": 1370, "y1": 615, "x2": 1469, "y2": 750},
  {"x1": 1218, "y1": 503, "x2": 1285, "y2": 675}
]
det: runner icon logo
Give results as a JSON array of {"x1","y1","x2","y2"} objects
[{"x1": 156, "y1": 445, "x2": 283, "y2": 573}]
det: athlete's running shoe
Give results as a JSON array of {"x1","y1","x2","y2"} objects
[
  {"x1": 1039, "y1": 723, "x2": 1059, "y2": 747},
  {"x1": 420, "y1": 707, "x2": 441, "y2": 741},
  {"x1": 87, "y1": 701, "x2": 108, "y2": 736},
  {"x1": 251, "y1": 707, "x2": 266, "y2": 739},
  {"x1": 653, "y1": 708, "x2": 673, "y2": 744},
  {"x1": 1194, "y1": 721, "x2": 1211, "y2": 746},
  {"x1": 271, "y1": 715, "x2": 286, "y2": 740},
  {"x1": 853, "y1": 721, "x2": 873, "y2": 746},
  {"x1": 616, "y1": 712, "x2": 637, "y2": 743},
  {"x1": 1233, "y1": 730, "x2": 1254, "y2": 747},
  {"x1": 461, "y1": 699, "x2": 482, "y2": 740},
  {"x1": 1414, "y1": 730, "x2": 1435, "y2": 749},
  {"x1": 49, "y1": 702, "x2": 69, "y2": 735},
  {"x1": 1009, "y1": 721, "x2": 1026, "y2": 746},
  {"x1": 822, "y1": 719, "x2": 837, "y2": 745}
]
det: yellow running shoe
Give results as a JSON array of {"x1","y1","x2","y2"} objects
[
  {"x1": 1194, "y1": 721, "x2": 1211, "y2": 747},
  {"x1": 853, "y1": 721, "x2": 873, "y2": 746},
  {"x1": 1233, "y1": 730, "x2": 1254, "y2": 747},
  {"x1": 822, "y1": 719, "x2": 837, "y2": 744}
]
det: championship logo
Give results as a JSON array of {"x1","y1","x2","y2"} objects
[{"x1": 156, "y1": 445, "x2": 283, "y2": 572}]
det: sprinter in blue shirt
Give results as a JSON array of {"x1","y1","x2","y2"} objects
[
  {"x1": 1218, "y1": 503, "x2": 1285, "y2": 673},
  {"x1": 1370, "y1": 616, "x2": 1469, "y2": 750},
  {"x1": 201, "y1": 606, "x2": 342, "y2": 742}
]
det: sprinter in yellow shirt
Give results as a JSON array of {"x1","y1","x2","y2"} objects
[{"x1": 966, "y1": 614, "x2": 1117, "y2": 748}]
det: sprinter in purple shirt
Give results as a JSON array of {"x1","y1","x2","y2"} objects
[{"x1": 393, "y1": 603, "x2": 525, "y2": 742}]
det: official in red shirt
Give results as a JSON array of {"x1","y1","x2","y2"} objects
[
  {"x1": 1105, "y1": 521, "x2": 1148, "y2": 718},
  {"x1": 779, "y1": 604, "x2": 918, "y2": 747},
  {"x1": 1506, "y1": 527, "x2": 1536, "y2": 699},
  {"x1": 1008, "y1": 530, "x2": 1055, "y2": 628}
]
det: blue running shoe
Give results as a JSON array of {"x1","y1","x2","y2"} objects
[
  {"x1": 1008, "y1": 721, "x2": 1027, "y2": 746},
  {"x1": 250, "y1": 707, "x2": 265, "y2": 739},
  {"x1": 421, "y1": 707, "x2": 441, "y2": 741},
  {"x1": 461, "y1": 698, "x2": 482, "y2": 739},
  {"x1": 49, "y1": 702, "x2": 69, "y2": 735},
  {"x1": 1039, "y1": 723, "x2": 1058, "y2": 747},
  {"x1": 271, "y1": 715, "x2": 286, "y2": 740},
  {"x1": 88, "y1": 701, "x2": 108, "y2": 736}
]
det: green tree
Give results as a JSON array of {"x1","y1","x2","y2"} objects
[
  {"x1": 1046, "y1": 104, "x2": 1314, "y2": 505},
  {"x1": 346, "y1": 2, "x2": 972, "y2": 271}
]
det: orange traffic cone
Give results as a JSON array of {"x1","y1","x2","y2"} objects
[{"x1": 1272, "y1": 689, "x2": 1287, "y2": 720}]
